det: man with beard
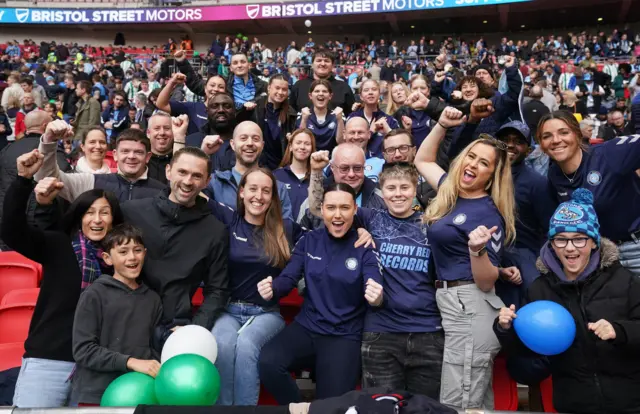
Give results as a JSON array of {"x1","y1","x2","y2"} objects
[
  {"x1": 146, "y1": 114, "x2": 175, "y2": 185},
  {"x1": 183, "y1": 93, "x2": 238, "y2": 172},
  {"x1": 289, "y1": 51, "x2": 355, "y2": 115},
  {"x1": 35, "y1": 121, "x2": 165, "y2": 203},
  {"x1": 201, "y1": 121, "x2": 292, "y2": 219},
  {"x1": 118, "y1": 147, "x2": 229, "y2": 349},
  {"x1": 156, "y1": 72, "x2": 227, "y2": 135}
]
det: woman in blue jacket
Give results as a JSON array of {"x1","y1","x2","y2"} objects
[
  {"x1": 257, "y1": 183, "x2": 384, "y2": 404},
  {"x1": 536, "y1": 111, "x2": 640, "y2": 276},
  {"x1": 274, "y1": 128, "x2": 315, "y2": 221}
]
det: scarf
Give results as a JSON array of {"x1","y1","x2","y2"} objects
[
  {"x1": 75, "y1": 156, "x2": 111, "y2": 174},
  {"x1": 72, "y1": 232, "x2": 108, "y2": 290}
]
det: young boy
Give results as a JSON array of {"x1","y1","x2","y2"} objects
[{"x1": 70, "y1": 223, "x2": 163, "y2": 405}]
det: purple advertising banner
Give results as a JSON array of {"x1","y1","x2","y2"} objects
[{"x1": 0, "y1": 0, "x2": 530, "y2": 24}]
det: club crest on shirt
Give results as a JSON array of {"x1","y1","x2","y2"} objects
[
  {"x1": 328, "y1": 121, "x2": 336, "y2": 130},
  {"x1": 345, "y1": 258, "x2": 358, "y2": 270},
  {"x1": 365, "y1": 164, "x2": 373, "y2": 172},
  {"x1": 453, "y1": 213, "x2": 467, "y2": 225},
  {"x1": 587, "y1": 170, "x2": 602, "y2": 186},
  {"x1": 554, "y1": 204, "x2": 584, "y2": 223}
]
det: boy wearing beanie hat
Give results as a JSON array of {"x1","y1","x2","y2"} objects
[{"x1": 494, "y1": 188, "x2": 640, "y2": 414}]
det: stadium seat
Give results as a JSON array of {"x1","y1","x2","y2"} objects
[
  {"x1": 192, "y1": 287, "x2": 204, "y2": 308},
  {"x1": 279, "y1": 289, "x2": 303, "y2": 325},
  {"x1": 493, "y1": 354, "x2": 519, "y2": 411},
  {"x1": 0, "y1": 251, "x2": 43, "y2": 281},
  {"x1": 257, "y1": 385, "x2": 278, "y2": 406},
  {"x1": 540, "y1": 376, "x2": 558, "y2": 413},
  {"x1": 0, "y1": 342, "x2": 25, "y2": 372},
  {"x1": 1, "y1": 288, "x2": 40, "y2": 306},
  {"x1": 0, "y1": 255, "x2": 40, "y2": 304},
  {"x1": 104, "y1": 151, "x2": 118, "y2": 169},
  {"x1": 0, "y1": 303, "x2": 35, "y2": 344},
  {"x1": 590, "y1": 138, "x2": 605, "y2": 145}
]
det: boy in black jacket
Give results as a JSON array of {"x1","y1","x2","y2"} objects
[{"x1": 70, "y1": 224, "x2": 162, "y2": 406}]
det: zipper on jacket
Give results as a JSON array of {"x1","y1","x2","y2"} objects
[
  {"x1": 576, "y1": 283, "x2": 605, "y2": 411},
  {"x1": 128, "y1": 183, "x2": 133, "y2": 201}
]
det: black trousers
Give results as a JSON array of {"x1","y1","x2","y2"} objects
[
  {"x1": 258, "y1": 321, "x2": 361, "y2": 404},
  {"x1": 361, "y1": 331, "x2": 444, "y2": 400}
]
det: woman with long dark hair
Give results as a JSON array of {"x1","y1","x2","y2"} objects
[
  {"x1": 251, "y1": 74, "x2": 297, "y2": 170},
  {"x1": 536, "y1": 110, "x2": 640, "y2": 275},
  {"x1": 274, "y1": 129, "x2": 316, "y2": 221},
  {"x1": 1, "y1": 150, "x2": 124, "y2": 408},
  {"x1": 297, "y1": 79, "x2": 344, "y2": 153}
]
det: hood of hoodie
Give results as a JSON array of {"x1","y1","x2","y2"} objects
[
  {"x1": 154, "y1": 188, "x2": 212, "y2": 225},
  {"x1": 92, "y1": 274, "x2": 150, "y2": 295},
  {"x1": 536, "y1": 237, "x2": 619, "y2": 282}
]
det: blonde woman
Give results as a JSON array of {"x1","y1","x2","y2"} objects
[
  {"x1": 383, "y1": 82, "x2": 409, "y2": 116},
  {"x1": 415, "y1": 107, "x2": 516, "y2": 409}
]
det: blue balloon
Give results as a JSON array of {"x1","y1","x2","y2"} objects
[{"x1": 513, "y1": 300, "x2": 576, "y2": 356}]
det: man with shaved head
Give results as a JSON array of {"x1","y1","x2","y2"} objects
[
  {"x1": 202, "y1": 121, "x2": 293, "y2": 219},
  {"x1": 342, "y1": 117, "x2": 385, "y2": 182},
  {"x1": 0, "y1": 110, "x2": 70, "y2": 249}
]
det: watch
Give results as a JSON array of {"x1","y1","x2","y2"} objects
[{"x1": 469, "y1": 246, "x2": 487, "y2": 257}]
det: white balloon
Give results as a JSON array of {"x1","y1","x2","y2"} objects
[
  {"x1": 304, "y1": 19, "x2": 312, "y2": 28},
  {"x1": 161, "y1": 325, "x2": 218, "y2": 365}
]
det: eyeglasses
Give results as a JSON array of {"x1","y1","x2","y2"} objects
[
  {"x1": 332, "y1": 164, "x2": 364, "y2": 174},
  {"x1": 383, "y1": 145, "x2": 414, "y2": 156},
  {"x1": 551, "y1": 237, "x2": 589, "y2": 248},
  {"x1": 478, "y1": 134, "x2": 508, "y2": 152}
]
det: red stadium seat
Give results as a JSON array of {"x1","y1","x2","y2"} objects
[
  {"x1": 0, "y1": 251, "x2": 43, "y2": 283},
  {"x1": 257, "y1": 385, "x2": 278, "y2": 405},
  {"x1": 590, "y1": 138, "x2": 605, "y2": 145},
  {"x1": 540, "y1": 376, "x2": 558, "y2": 413},
  {"x1": 0, "y1": 342, "x2": 25, "y2": 372},
  {"x1": 279, "y1": 289, "x2": 303, "y2": 325},
  {"x1": 104, "y1": 151, "x2": 117, "y2": 169},
  {"x1": 192, "y1": 287, "x2": 204, "y2": 308},
  {"x1": 1, "y1": 288, "x2": 40, "y2": 306},
  {"x1": 0, "y1": 303, "x2": 35, "y2": 344},
  {"x1": 0, "y1": 255, "x2": 40, "y2": 304},
  {"x1": 492, "y1": 354, "x2": 519, "y2": 411}
]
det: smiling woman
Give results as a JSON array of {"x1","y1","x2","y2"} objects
[
  {"x1": 76, "y1": 127, "x2": 110, "y2": 174},
  {"x1": 537, "y1": 110, "x2": 640, "y2": 276},
  {"x1": 415, "y1": 107, "x2": 515, "y2": 409},
  {"x1": 1, "y1": 150, "x2": 124, "y2": 407}
]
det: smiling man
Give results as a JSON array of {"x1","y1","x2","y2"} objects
[
  {"x1": 203, "y1": 121, "x2": 293, "y2": 219},
  {"x1": 494, "y1": 121, "x2": 557, "y2": 307},
  {"x1": 184, "y1": 93, "x2": 238, "y2": 172},
  {"x1": 290, "y1": 51, "x2": 355, "y2": 115},
  {"x1": 35, "y1": 120, "x2": 166, "y2": 202},
  {"x1": 120, "y1": 146, "x2": 229, "y2": 348},
  {"x1": 146, "y1": 114, "x2": 175, "y2": 185}
]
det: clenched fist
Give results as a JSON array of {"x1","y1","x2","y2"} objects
[
  {"x1": 201, "y1": 135, "x2": 223, "y2": 155},
  {"x1": 310, "y1": 150, "x2": 330, "y2": 171},
  {"x1": 437, "y1": 107, "x2": 466, "y2": 129},
  {"x1": 43, "y1": 120, "x2": 74, "y2": 143},
  {"x1": 34, "y1": 177, "x2": 64, "y2": 205},
  {"x1": 498, "y1": 305, "x2": 517, "y2": 330},
  {"x1": 257, "y1": 276, "x2": 274, "y2": 301},
  {"x1": 364, "y1": 278, "x2": 383, "y2": 306},
  {"x1": 17, "y1": 150, "x2": 44, "y2": 179},
  {"x1": 469, "y1": 98, "x2": 494, "y2": 122}
]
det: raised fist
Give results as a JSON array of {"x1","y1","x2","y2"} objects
[{"x1": 16, "y1": 150, "x2": 44, "y2": 179}]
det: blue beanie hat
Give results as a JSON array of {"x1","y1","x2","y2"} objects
[{"x1": 548, "y1": 188, "x2": 600, "y2": 246}]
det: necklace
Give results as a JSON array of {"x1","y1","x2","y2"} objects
[{"x1": 562, "y1": 169, "x2": 578, "y2": 183}]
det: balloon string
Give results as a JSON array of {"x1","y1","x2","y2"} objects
[{"x1": 237, "y1": 316, "x2": 256, "y2": 334}]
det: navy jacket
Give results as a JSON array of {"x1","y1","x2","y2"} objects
[
  {"x1": 101, "y1": 104, "x2": 130, "y2": 140},
  {"x1": 273, "y1": 166, "x2": 309, "y2": 221}
]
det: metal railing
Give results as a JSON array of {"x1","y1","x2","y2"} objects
[{"x1": 0, "y1": 409, "x2": 558, "y2": 414}]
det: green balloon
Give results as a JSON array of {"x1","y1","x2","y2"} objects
[
  {"x1": 101, "y1": 372, "x2": 158, "y2": 407},
  {"x1": 155, "y1": 354, "x2": 220, "y2": 406}
]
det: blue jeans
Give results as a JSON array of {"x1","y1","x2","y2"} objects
[
  {"x1": 212, "y1": 302, "x2": 285, "y2": 406},
  {"x1": 13, "y1": 358, "x2": 75, "y2": 408}
]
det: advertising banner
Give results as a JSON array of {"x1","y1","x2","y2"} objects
[{"x1": 0, "y1": 0, "x2": 529, "y2": 25}]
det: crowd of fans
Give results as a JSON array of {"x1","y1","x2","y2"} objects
[{"x1": 0, "y1": 23, "x2": 639, "y2": 414}]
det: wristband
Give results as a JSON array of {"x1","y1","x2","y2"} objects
[
  {"x1": 437, "y1": 122, "x2": 448, "y2": 129},
  {"x1": 469, "y1": 246, "x2": 487, "y2": 257}
]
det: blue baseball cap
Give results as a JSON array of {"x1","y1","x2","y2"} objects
[{"x1": 497, "y1": 120, "x2": 532, "y2": 146}]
